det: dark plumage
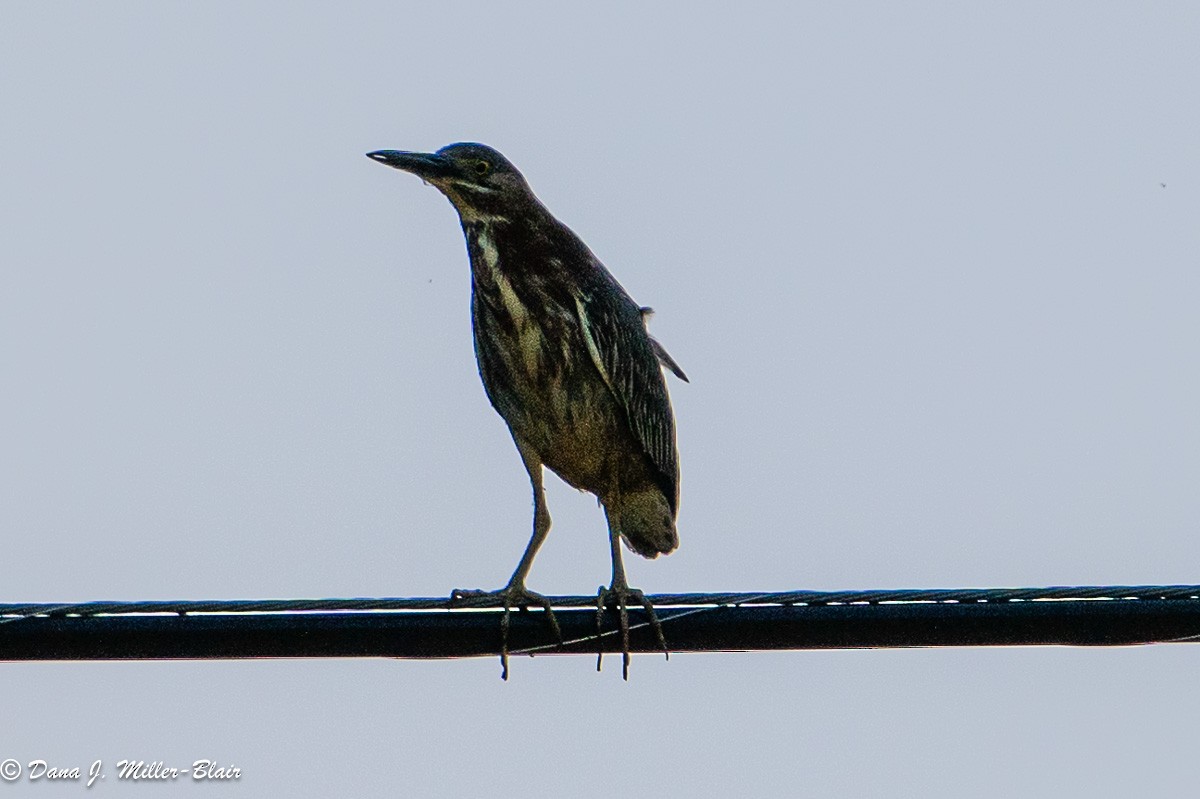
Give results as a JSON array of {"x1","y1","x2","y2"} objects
[{"x1": 368, "y1": 142, "x2": 686, "y2": 678}]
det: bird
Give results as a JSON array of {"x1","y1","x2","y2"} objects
[{"x1": 367, "y1": 143, "x2": 687, "y2": 679}]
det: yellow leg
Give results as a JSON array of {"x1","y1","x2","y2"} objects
[
  {"x1": 595, "y1": 503, "x2": 669, "y2": 680},
  {"x1": 451, "y1": 438, "x2": 561, "y2": 680}
]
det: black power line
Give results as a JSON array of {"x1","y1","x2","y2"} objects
[{"x1": 2, "y1": 585, "x2": 1198, "y2": 662}]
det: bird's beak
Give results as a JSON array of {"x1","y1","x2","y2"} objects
[{"x1": 366, "y1": 150, "x2": 456, "y2": 181}]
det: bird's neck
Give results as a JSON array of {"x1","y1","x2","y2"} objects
[{"x1": 463, "y1": 220, "x2": 505, "y2": 282}]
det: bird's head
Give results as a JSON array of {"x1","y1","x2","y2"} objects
[{"x1": 367, "y1": 142, "x2": 534, "y2": 222}]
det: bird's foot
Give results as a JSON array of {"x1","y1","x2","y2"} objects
[
  {"x1": 594, "y1": 583, "x2": 669, "y2": 680},
  {"x1": 450, "y1": 583, "x2": 562, "y2": 680}
]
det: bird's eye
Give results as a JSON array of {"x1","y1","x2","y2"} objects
[{"x1": 474, "y1": 160, "x2": 490, "y2": 175}]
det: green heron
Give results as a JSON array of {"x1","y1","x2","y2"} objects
[{"x1": 368, "y1": 143, "x2": 686, "y2": 679}]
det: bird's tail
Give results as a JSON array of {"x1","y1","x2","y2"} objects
[{"x1": 609, "y1": 487, "x2": 678, "y2": 559}]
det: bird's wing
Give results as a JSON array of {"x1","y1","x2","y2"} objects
[
  {"x1": 575, "y1": 291, "x2": 680, "y2": 510},
  {"x1": 639, "y1": 307, "x2": 689, "y2": 382},
  {"x1": 649, "y1": 337, "x2": 689, "y2": 383}
]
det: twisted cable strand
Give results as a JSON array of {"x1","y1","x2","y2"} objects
[{"x1": 3, "y1": 584, "x2": 1198, "y2": 620}]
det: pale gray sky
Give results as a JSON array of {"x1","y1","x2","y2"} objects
[{"x1": 2, "y1": 2, "x2": 1199, "y2": 795}]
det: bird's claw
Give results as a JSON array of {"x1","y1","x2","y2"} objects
[
  {"x1": 595, "y1": 584, "x2": 669, "y2": 680},
  {"x1": 450, "y1": 584, "x2": 562, "y2": 680}
]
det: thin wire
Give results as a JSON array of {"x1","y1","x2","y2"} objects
[
  {"x1": 0, "y1": 604, "x2": 81, "y2": 625},
  {"x1": 3, "y1": 585, "x2": 1198, "y2": 623}
]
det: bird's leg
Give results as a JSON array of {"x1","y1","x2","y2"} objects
[
  {"x1": 450, "y1": 440, "x2": 561, "y2": 680},
  {"x1": 596, "y1": 506, "x2": 669, "y2": 680}
]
